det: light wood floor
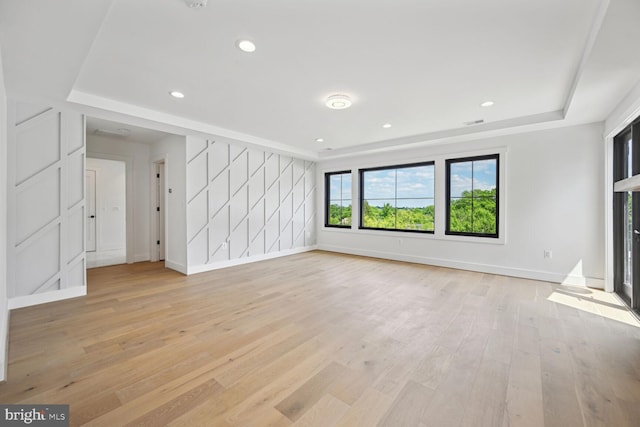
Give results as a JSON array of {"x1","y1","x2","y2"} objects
[{"x1": 1, "y1": 251, "x2": 640, "y2": 426}]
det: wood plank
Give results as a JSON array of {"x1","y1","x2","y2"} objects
[
  {"x1": 539, "y1": 339, "x2": 583, "y2": 427},
  {"x1": 334, "y1": 388, "x2": 392, "y2": 427},
  {"x1": 377, "y1": 380, "x2": 434, "y2": 427},
  {"x1": 504, "y1": 350, "x2": 544, "y2": 427},
  {"x1": 460, "y1": 357, "x2": 510, "y2": 426},
  {"x1": 275, "y1": 362, "x2": 350, "y2": 422},
  {"x1": 291, "y1": 394, "x2": 349, "y2": 427}
]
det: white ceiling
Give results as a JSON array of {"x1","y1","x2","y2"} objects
[{"x1": 1, "y1": 0, "x2": 640, "y2": 159}]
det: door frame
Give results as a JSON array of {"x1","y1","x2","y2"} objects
[
  {"x1": 605, "y1": 103, "x2": 640, "y2": 294},
  {"x1": 612, "y1": 127, "x2": 637, "y2": 307},
  {"x1": 85, "y1": 168, "x2": 97, "y2": 252},
  {"x1": 150, "y1": 154, "x2": 168, "y2": 265},
  {"x1": 86, "y1": 151, "x2": 134, "y2": 264}
]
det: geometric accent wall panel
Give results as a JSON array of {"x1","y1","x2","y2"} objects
[
  {"x1": 68, "y1": 258, "x2": 85, "y2": 289},
  {"x1": 7, "y1": 102, "x2": 86, "y2": 300},
  {"x1": 186, "y1": 136, "x2": 316, "y2": 269},
  {"x1": 187, "y1": 150, "x2": 208, "y2": 202},
  {"x1": 15, "y1": 111, "x2": 60, "y2": 184},
  {"x1": 16, "y1": 225, "x2": 61, "y2": 295},
  {"x1": 15, "y1": 102, "x2": 51, "y2": 126},
  {"x1": 64, "y1": 113, "x2": 85, "y2": 154},
  {"x1": 67, "y1": 150, "x2": 84, "y2": 207},
  {"x1": 304, "y1": 162, "x2": 317, "y2": 244},
  {"x1": 187, "y1": 191, "x2": 208, "y2": 242},
  {"x1": 15, "y1": 167, "x2": 60, "y2": 245},
  {"x1": 67, "y1": 207, "x2": 85, "y2": 263}
]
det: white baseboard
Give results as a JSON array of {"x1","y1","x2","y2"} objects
[
  {"x1": 8, "y1": 286, "x2": 87, "y2": 310},
  {"x1": 188, "y1": 245, "x2": 318, "y2": 275},
  {"x1": 318, "y1": 244, "x2": 605, "y2": 289},
  {"x1": 133, "y1": 254, "x2": 150, "y2": 263},
  {"x1": 165, "y1": 259, "x2": 188, "y2": 275}
]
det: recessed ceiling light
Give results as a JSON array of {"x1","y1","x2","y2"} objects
[
  {"x1": 480, "y1": 101, "x2": 494, "y2": 107},
  {"x1": 170, "y1": 91, "x2": 185, "y2": 99},
  {"x1": 315, "y1": 138, "x2": 324, "y2": 143},
  {"x1": 237, "y1": 40, "x2": 256, "y2": 53},
  {"x1": 382, "y1": 123, "x2": 392, "y2": 129},
  {"x1": 326, "y1": 94, "x2": 352, "y2": 110}
]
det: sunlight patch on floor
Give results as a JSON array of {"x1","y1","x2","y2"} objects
[{"x1": 547, "y1": 286, "x2": 640, "y2": 327}]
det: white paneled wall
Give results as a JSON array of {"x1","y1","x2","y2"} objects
[
  {"x1": 7, "y1": 102, "x2": 86, "y2": 308},
  {"x1": 186, "y1": 137, "x2": 316, "y2": 273}
]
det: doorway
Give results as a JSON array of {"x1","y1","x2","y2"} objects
[
  {"x1": 85, "y1": 158, "x2": 127, "y2": 268},
  {"x1": 613, "y1": 119, "x2": 640, "y2": 309}
]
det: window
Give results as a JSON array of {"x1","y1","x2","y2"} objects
[
  {"x1": 325, "y1": 171, "x2": 352, "y2": 227},
  {"x1": 360, "y1": 162, "x2": 435, "y2": 233},
  {"x1": 446, "y1": 154, "x2": 499, "y2": 237}
]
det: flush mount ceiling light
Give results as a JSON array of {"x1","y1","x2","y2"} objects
[
  {"x1": 315, "y1": 138, "x2": 324, "y2": 143},
  {"x1": 169, "y1": 91, "x2": 185, "y2": 99},
  {"x1": 382, "y1": 123, "x2": 392, "y2": 129},
  {"x1": 325, "y1": 94, "x2": 352, "y2": 110},
  {"x1": 480, "y1": 100, "x2": 495, "y2": 107},
  {"x1": 237, "y1": 40, "x2": 256, "y2": 53}
]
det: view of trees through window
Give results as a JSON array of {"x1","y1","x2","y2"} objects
[
  {"x1": 446, "y1": 155, "x2": 498, "y2": 236},
  {"x1": 360, "y1": 162, "x2": 435, "y2": 232},
  {"x1": 325, "y1": 171, "x2": 352, "y2": 226}
]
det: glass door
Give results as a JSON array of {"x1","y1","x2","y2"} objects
[{"x1": 614, "y1": 124, "x2": 640, "y2": 309}]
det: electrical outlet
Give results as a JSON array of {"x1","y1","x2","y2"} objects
[
  {"x1": 544, "y1": 250, "x2": 552, "y2": 259},
  {"x1": 222, "y1": 242, "x2": 228, "y2": 250}
]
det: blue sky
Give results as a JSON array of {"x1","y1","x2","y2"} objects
[
  {"x1": 330, "y1": 160, "x2": 496, "y2": 207},
  {"x1": 450, "y1": 159, "x2": 497, "y2": 198},
  {"x1": 329, "y1": 173, "x2": 351, "y2": 200},
  {"x1": 362, "y1": 165, "x2": 434, "y2": 208}
]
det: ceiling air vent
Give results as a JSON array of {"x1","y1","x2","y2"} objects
[
  {"x1": 93, "y1": 128, "x2": 131, "y2": 138},
  {"x1": 186, "y1": 0, "x2": 208, "y2": 7}
]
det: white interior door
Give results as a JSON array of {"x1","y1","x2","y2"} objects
[
  {"x1": 86, "y1": 170, "x2": 97, "y2": 252},
  {"x1": 157, "y1": 162, "x2": 166, "y2": 261}
]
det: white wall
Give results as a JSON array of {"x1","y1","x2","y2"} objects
[
  {"x1": 0, "y1": 49, "x2": 9, "y2": 381},
  {"x1": 7, "y1": 101, "x2": 86, "y2": 308},
  {"x1": 86, "y1": 158, "x2": 126, "y2": 252},
  {"x1": 186, "y1": 136, "x2": 316, "y2": 273},
  {"x1": 317, "y1": 123, "x2": 605, "y2": 287},
  {"x1": 87, "y1": 135, "x2": 151, "y2": 262},
  {"x1": 150, "y1": 134, "x2": 187, "y2": 272}
]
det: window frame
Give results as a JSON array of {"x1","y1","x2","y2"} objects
[
  {"x1": 445, "y1": 153, "x2": 500, "y2": 238},
  {"x1": 324, "y1": 170, "x2": 353, "y2": 228},
  {"x1": 359, "y1": 161, "x2": 435, "y2": 234}
]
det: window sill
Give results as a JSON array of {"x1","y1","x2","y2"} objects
[{"x1": 321, "y1": 226, "x2": 505, "y2": 245}]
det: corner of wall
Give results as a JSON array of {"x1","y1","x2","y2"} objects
[{"x1": 0, "y1": 48, "x2": 9, "y2": 381}]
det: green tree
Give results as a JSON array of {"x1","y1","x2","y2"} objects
[{"x1": 450, "y1": 189, "x2": 496, "y2": 234}]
